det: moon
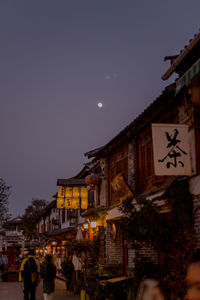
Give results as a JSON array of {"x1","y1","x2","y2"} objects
[{"x1": 98, "y1": 102, "x2": 103, "y2": 108}]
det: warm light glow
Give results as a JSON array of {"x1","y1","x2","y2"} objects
[
  {"x1": 65, "y1": 187, "x2": 72, "y2": 198},
  {"x1": 73, "y1": 187, "x2": 79, "y2": 198},
  {"x1": 91, "y1": 221, "x2": 97, "y2": 228},
  {"x1": 81, "y1": 197, "x2": 88, "y2": 210},
  {"x1": 72, "y1": 197, "x2": 79, "y2": 209},
  {"x1": 65, "y1": 198, "x2": 72, "y2": 209},
  {"x1": 57, "y1": 197, "x2": 64, "y2": 209},
  {"x1": 58, "y1": 187, "x2": 65, "y2": 198},
  {"x1": 81, "y1": 187, "x2": 88, "y2": 198},
  {"x1": 83, "y1": 223, "x2": 89, "y2": 229}
]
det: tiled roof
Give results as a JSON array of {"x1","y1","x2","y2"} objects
[
  {"x1": 47, "y1": 227, "x2": 75, "y2": 237},
  {"x1": 5, "y1": 216, "x2": 23, "y2": 225},
  {"x1": 57, "y1": 178, "x2": 86, "y2": 186},
  {"x1": 162, "y1": 30, "x2": 200, "y2": 80}
]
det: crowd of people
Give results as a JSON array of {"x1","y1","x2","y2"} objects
[
  {"x1": 1, "y1": 247, "x2": 200, "y2": 300},
  {"x1": 19, "y1": 249, "x2": 56, "y2": 300}
]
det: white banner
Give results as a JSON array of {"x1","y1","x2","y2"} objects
[{"x1": 152, "y1": 124, "x2": 191, "y2": 176}]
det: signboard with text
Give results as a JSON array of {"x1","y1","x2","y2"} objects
[
  {"x1": 152, "y1": 123, "x2": 191, "y2": 176},
  {"x1": 111, "y1": 174, "x2": 133, "y2": 202}
]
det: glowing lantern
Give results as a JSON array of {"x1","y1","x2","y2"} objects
[
  {"x1": 65, "y1": 198, "x2": 72, "y2": 209},
  {"x1": 85, "y1": 173, "x2": 100, "y2": 190},
  {"x1": 81, "y1": 187, "x2": 88, "y2": 198},
  {"x1": 58, "y1": 187, "x2": 65, "y2": 198},
  {"x1": 65, "y1": 187, "x2": 72, "y2": 198},
  {"x1": 72, "y1": 198, "x2": 79, "y2": 209},
  {"x1": 81, "y1": 197, "x2": 88, "y2": 210},
  {"x1": 57, "y1": 197, "x2": 64, "y2": 209},
  {"x1": 73, "y1": 187, "x2": 79, "y2": 198}
]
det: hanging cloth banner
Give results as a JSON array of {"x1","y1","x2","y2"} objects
[
  {"x1": 152, "y1": 123, "x2": 191, "y2": 176},
  {"x1": 111, "y1": 174, "x2": 133, "y2": 202}
]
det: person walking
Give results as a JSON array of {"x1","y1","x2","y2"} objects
[
  {"x1": 19, "y1": 248, "x2": 40, "y2": 300},
  {"x1": 40, "y1": 254, "x2": 56, "y2": 300}
]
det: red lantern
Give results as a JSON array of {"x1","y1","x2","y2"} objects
[{"x1": 85, "y1": 173, "x2": 100, "y2": 190}]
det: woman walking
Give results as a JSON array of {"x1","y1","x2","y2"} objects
[{"x1": 41, "y1": 254, "x2": 56, "y2": 300}]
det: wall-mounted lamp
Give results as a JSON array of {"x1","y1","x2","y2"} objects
[
  {"x1": 91, "y1": 221, "x2": 97, "y2": 229},
  {"x1": 83, "y1": 223, "x2": 89, "y2": 230}
]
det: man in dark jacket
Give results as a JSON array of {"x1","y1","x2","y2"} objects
[
  {"x1": 19, "y1": 249, "x2": 40, "y2": 300},
  {"x1": 41, "y1": 254, "x2": 56, "y2": 300}
]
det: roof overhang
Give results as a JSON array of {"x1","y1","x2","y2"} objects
[
  {"x1": 162, "y1": 32, "x2": 200, "y2": 80},
  {"x1": 57, "y1": 178, "x2": 86, "y2": 187}
]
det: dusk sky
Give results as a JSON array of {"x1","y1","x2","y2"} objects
[{"x1": 1, "y1": 1, "x2": 200, "y2": 217}]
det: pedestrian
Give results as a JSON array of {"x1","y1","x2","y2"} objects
[
  {"x1": 2, "y1": 254, "x2": 8, "y2": 270},
  {"x1": 185, "y1": 248, "x2": 200, "y2": 300},
  {"x1": 40, "y1": 254, "x2": 56, "y2": 300},
  {"x1": 0, "y1": 253, "x2": 4, "y2": 273},
  {"x1": 19, "y1": 248, "x2": 40, "y2": 300},
  {"x1": 56, "y1": 253, "x2": 62, "y2": 275}
]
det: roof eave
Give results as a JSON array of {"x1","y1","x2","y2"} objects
[{"x1": 162, "y1": 32, "x2": 200, "y2": 80}]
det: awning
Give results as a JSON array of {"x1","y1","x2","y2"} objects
[{"x1": 106, "y1": 206, "x2": 125, "y2": 221}]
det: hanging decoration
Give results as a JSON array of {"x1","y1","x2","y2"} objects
[
  {"x1": 85, "y1": 173, "x2": 100, "y2": 190},
  {"x1": 56, "y1": 186, "x2": 88, "y2": 210},
  {"x1": 57, "y1": 197, "x2": 64, "y2": 209}
]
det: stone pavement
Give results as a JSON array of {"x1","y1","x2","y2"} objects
[{"x1": 0, "y1": 278, "x2": 80, "y2": 300}]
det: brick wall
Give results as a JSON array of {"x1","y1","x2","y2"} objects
[{"x1": 105, "y1": 222, "x2": 123, "y2": 265}]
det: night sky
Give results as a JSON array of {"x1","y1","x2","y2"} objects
[{"x1": 1, "y1": 0, "x2": 200, "y2": 217}]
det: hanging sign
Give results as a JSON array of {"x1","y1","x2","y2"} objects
[
  {"x1": 65, "y1": 198, "x2": 72, "y2": 209},
  {"x1": 152, "y1": 123, "x2": 191, "y2": 176},
  {"x1": 57, "y1": 197, "x2": 64, "y2": 209},
  {"x1": 58, "y1": 187, "x2": 65, "y2": 198},
  {"x1": 111, "y1": 174, "x2": 133, "y2": 202},
  {"x1": 72, "y1": 198, "x2": 79, "y2": 209}
]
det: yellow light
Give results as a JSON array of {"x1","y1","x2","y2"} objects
[
  {"x1": 73, "y1": 187, "x2": 79, "y2": 198},
  {"x1": 91, "y1": 221, "x2": 97, "y2": 228},
  {"x1": 81, "y1": 187, "x2": 88, "y2": 198},
  {"x1": 72, "y1": 198, "x2": 79, "y2": 209},
  {"x1": 81, "y1": 197, "x2": 88, "y2": 210},
  {"x1": 65, "y1": 198, "x2": 72, "y2": 209},
  {"x1": 83, "y1": 223, "x2": 89, "y2": 229},
  {"x1": 65, "y1": 187, "x2": 72, "y2": 198},
  {"x1": 57, "y1": 197, "x2": 64, "y2": 209},
  {"x1": 58, "y1": 187, "x2": 65, "y2": 198}
]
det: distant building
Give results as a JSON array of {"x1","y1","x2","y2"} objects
[{"x1": 0, "y1": 216, "x2": 25, "y2": 253}]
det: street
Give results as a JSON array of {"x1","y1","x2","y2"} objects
[{"x1": 0, "y1": 278, "x2": 80, "y2": 300}]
